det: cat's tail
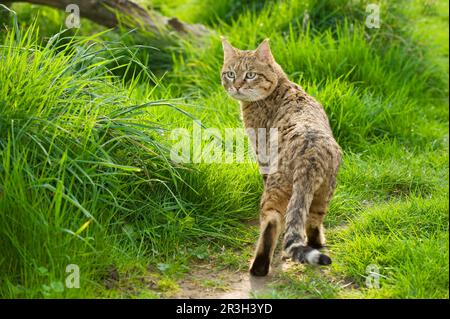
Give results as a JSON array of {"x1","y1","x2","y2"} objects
[
  {"x1": 284, "y1": 243, "x2": 331, "y2": 265},
  {"x1": 283, "y1": 168, "x2": 331, "y2": 266}
]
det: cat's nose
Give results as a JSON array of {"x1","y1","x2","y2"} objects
[{"x1": 234, "y1": 81, "x2": 244, "y2": 90}]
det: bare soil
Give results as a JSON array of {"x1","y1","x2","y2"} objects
[{"x1": 173, "y1": 254, "x2": 293, "y2": 299}]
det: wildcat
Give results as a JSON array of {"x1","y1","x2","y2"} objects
[{"x1": 220, "y1": 37, "x2": 342, "y2": 276}]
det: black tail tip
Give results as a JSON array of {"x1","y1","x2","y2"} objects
[{"x1": 318, "y1": 254, "x2": 332, "y2": 265}]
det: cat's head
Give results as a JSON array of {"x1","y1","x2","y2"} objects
[{"x1": 220, "y1": 38, "x2": 284, "y2": 102}]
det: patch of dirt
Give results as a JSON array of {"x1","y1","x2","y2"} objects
[
  {"x1": 172, "y1": 243, "x2": 361, "y2": 299},
  {"x1": 170, "y1": 219, "x2": 358, "y2": 299},
  {"x1": 174, "y1": 254, "x2": 289, "y2": 299}
]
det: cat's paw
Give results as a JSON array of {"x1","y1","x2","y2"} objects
[
  {"x1": 307, "y1": 227, "x2": 326, "y2": 249},
  {"x1": 249, "y1": 255, "x2": 270, "y2": 276},
  {"x1": 307, "y1": 239, "x2": 326, "y2": 249}
]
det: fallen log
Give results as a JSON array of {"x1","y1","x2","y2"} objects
[{"x1": 1, "y1": 0, "x2": 209, "y2": 36}]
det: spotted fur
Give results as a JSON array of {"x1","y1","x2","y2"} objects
[{"x1": 221, "y1": 38, "x2": 342, "y2": 276}]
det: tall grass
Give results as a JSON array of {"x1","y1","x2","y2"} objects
[
  {"x1": 0, "y1": 13, "x2": 261, "y2": 297},
  {"x1": 0, "y1": 20, "x2": 167, "y2": 296}
]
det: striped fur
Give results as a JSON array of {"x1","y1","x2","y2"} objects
[{"x1": 221, "y1": 38, "x2": 342, "y2": 276}]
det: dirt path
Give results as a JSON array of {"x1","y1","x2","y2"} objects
[
  {"x1": 171, "y1": 219, "x2": 351, "y2": 299},
  {"x1": 174, "y1": 267, "x2": 267, "y2": 299},
  {"x1": 174, "y1": 255, "x2": 292, "y2": 299}
]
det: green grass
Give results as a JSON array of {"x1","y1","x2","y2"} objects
[{"x1": 0, "y1": 0, "x2": 448, "y2": 298}]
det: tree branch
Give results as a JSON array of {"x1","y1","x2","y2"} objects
[{"x1": 1, "y1": 0, "x2": 209, "y2": 36}]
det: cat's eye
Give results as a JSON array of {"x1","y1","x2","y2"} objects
[
  {"x1": 245, "y1": 72, "x2": 257, "y2": 80},
  {"x1": 225, "y1": 71, "x2": 235, "y2": 79}
]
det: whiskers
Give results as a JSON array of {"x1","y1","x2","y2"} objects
[
  {"x1": 226, "y1": 87, "x2": 262, "y2": 102},
  {"x1": 246, "y1": 88, "x2": 262, "y2": 101}
]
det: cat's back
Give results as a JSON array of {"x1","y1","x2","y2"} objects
[
  {"x1": 277, "y1": 82, "x2": 342, "y2": 171},
  {"x1": 273, "y1": 81, "x2": 334, "y2": 137},
  {"x1": 241, "y1": 79, "x2": 337, "y2": 142}
]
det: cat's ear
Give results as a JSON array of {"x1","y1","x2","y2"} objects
[
  {"x1": 255, "y1": 39, "x2": 274, "y2": 62},
  {"x1": 221, "y1": 36, "x2": 236, "y2": 60}
]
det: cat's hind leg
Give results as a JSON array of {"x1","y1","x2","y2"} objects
[
  {"x1": 306, "y1": 209, "x2": 326, "y2": 249},
  {"x1": 307, "y1": 188, "x2": 329, "y2": 248},
  {"x1": 307, "y1": 173, "x2": 338, "y2": 248},
  {"x1": 249, "y1": 210, "x2": 282, "y2": 276},
  {"x1": 249, "y1": 186, "x2": 288, "y2": 276}
]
